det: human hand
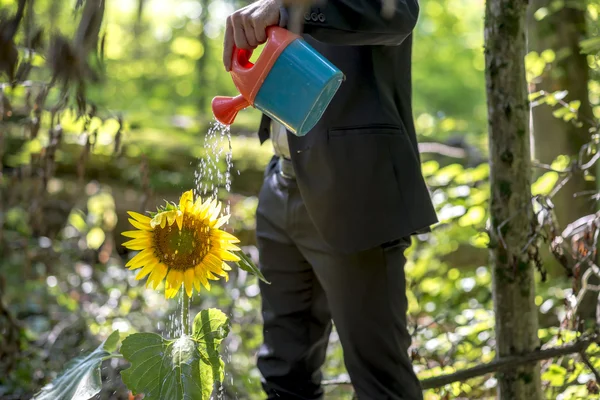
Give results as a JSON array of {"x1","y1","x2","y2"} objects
[
  {"x1": 223, "y1": 0, "x2": 281, "y2": 71},
  {"x1": 222, "y1": 0, "x2": 321, "y2": 71}
]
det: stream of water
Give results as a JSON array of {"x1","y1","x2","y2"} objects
[{"x1": 160, "y1": 121, "x2": 235, "y2": 397}]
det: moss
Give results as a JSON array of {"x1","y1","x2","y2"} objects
[
  {"x1": 518, "y1": 259, "x2": 530, "y2": 272},
  {"x1": 498, "y1": 179, "x2": 512, "y2": 200},
  {"x1": 500, "y1": 150, "x2": 514, "y2": 166},
  {"x1": 518, "y1": 371, "x2": 534, "y2": 384}
]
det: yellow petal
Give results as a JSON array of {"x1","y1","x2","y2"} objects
[
  {"x1": 167, "y1": 270, "x2": 184, "y2": 290},
  {"x1": 212, "y1": 214, "x2": 230, "y2": 229},
  {"x1": 165, "y1": 284, "x2": 179, "y2": 299},
  {"x1": 213, "y1": 248, "x2": 240, "y2": 262},
  {"x1": 135, "y1": 259, "x2": 158, "y2": 280},
  {"x1": 122, "y1": 239, "x2": 152, "y2": 251},
  {"x1": 126, "y1": 248, "x2": 153, "y2": 267},
  {"x1": 196, "y1": 270, "x2": 211, "y2": 290},
  {"x1": 128, "y1": 218, "x2": 151, "y2": 231},
  {"x1": 202, "y1": 253, "x2": 225, "y2": 272},
  {"x1": 160, "y1": 215, "x2": 167, "y2": 229},
  {"x1": 205, "y1": 271, "x2": 217, "y2": 280},
  {"x1": 126, "y1": 250, "x2": 156, "y2": 270},
  {"x1": 198, "y1": 198, "x2": 213, "y2": 220},
  {"x1": 214, "y1": 241, "x2": 240, "y2": 252},
  {"x1": 221, "y1": 261, "x2": 232, "y2": 271},
  {"x1": 128, "y1": 211, "x2": 151, "y2": 224},
  {"x1": 122, "y1": 230, "x2": 151, "y2": 239},
  {"x1": 176, "y1": 211, "x2": 183, "y2": 230},
  {"x1": 122, "y1": 237, "x2": 152, "y2": 247},
  {"x1": 166, "y1": 210, "x2": 177, "y2": 227},
  {"x1": 183, "y1": 269, "x2": 195, "y2": 297},
  {"x1": 193, "y1": 196, "x2": 203, "y2": 209},
  {"x1": 204, "y1": 265, "x2": 226, "y2": 278},
  {"x1": 179, "y1": 190, "x2": 194, "y2": 212},
  {"x1": 209, "y1": 200, "x2": 222, "y2": 221},
  {"x1": 150, "y1": 213, "x2": 164, "y2": 229},
  {"x1": 146, "y1": 263, "x2": 168, "y2": 289},
  {"x1": 193, "y1": 277, "x2": 201, "y2": 291},
  {"x1": 123, "y1": 236, "x2": 152, "y2": 244},
  {"x1": 210, "y1": 229, "x2": 240, "y2": 243}
]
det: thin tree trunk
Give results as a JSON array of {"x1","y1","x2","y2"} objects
[
  {"x1": 485, "y1": 0, "x2": 543, "y2": 398},
  {"x1": 528, "y1": 1, "x2": 593, "y2": 223},
  {"x1": 527, "y1": 0, "x2": 597, "y2": 322}
]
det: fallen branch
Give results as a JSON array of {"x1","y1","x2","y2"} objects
[
  {"x1": 323, "y1": 337, "x2": 598, "y2": 390},
  {"x1": 417, "y1": 142, "x2": 467, "y2": 159}
]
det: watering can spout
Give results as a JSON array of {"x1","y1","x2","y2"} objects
[{"x1": 211, "y1": 95, "x2": 250, "y2": 126}]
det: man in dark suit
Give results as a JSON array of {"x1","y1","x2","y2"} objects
[{"x1": 223, "y1": 0, "x2": 437, "y2": 398}]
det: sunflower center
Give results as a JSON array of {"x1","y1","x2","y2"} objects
[{"x1": 153, "y1": 215, "x2": 211, "y2": 271}]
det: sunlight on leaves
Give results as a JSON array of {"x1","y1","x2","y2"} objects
[
  {"x1": 532, "y1": 172, "x2": 559, "y2": 196},
  {"x1": 120, "y1": 309, "x2": 230, "y2": 400},
  {"x1": 32, "y1": 330, "x2": 120, "y2": 400},
  {"x1": 542, "y1": 364, "x2": 567, "y2": 387}
]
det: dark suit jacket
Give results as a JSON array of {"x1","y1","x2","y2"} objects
[{"x1": 258, "y1": 0, "x2": 438, "y2": 254}]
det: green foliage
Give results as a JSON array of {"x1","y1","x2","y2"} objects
[
  {"x1": 412, "y1": 0, "x2": 487, "y2": 140},
  {"x1": 120, "y1": 308, "x2": 230, "y2": 400},
  {"x1": 3, "y1": 0, "x2": 600, "y2": 399},
  {"x1": 32, "y1": 330, "x2": 120, "y2": 400},
  {"x1": 234, "y1": 249, "x2": 269, "y2": 284}
]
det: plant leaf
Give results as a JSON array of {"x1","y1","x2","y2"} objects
[
  {"x1": 120, "y1": 310, "x2": 230, "y2": 400},
  {"x1": 234, "y1": 250, "x2": 270, "y2": 284},
  {"x1": 33, "y1": 330, "x2": 120, "y2": 400},
  {"x1": 192, "y1": 308, "x2": 231, "y2": 384}
]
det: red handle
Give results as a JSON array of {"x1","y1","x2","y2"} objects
[
  {"x1": 225, "y1": 27, "x2": 299, "y2": 111},
  {"x1": 230, "y1": 25, "x2": 283, "y2": 73},
  {"x1": 232, "y1": 45, "x2": 255, "y2": 73}
]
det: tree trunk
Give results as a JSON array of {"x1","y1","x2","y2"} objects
[
  {"x1": 528, "y1": 1, "x2": 593, "y2": 227},
  {"x1": 527, "y1": 0, "x2": 597, "y2": 322},
  {"x1": 484, "y1": 0, "x2": 543, "y2": 399}
]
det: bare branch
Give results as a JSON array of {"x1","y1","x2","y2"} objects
[
  {"x1": 581, "y1": 351, "x2": 600, "y2": 383},
  {"x1": 323, "y1": 337, "x2": 598, "y2": 390}
]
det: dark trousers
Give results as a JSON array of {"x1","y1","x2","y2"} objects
[{"x1": 255, "y1": 157, "x2": 423, "y2": 400}]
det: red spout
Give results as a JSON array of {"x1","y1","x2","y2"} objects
[{"x1": 211, "y1": 95, "x2": 251, "y2": 125}]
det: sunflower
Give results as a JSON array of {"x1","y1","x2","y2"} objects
[{"x1": 121, "y1": 190, "x2": 241, "y2": 298}]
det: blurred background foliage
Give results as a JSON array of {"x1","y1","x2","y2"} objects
[{"x1": 2, "y1": 0, "x2": 600, "y2": 399}]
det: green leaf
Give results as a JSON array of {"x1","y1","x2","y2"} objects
[
  {"x1": 542, "y1": 363, "x2": 567, "y2": 387},
  {"x1": 552, "y1": 107, "x2": 570, "y2": 118},
  {"x1": 235, "y1": 249, "x2": 270, "y2": 284},
  {"x1": 532, "y1": 172, "x2": 559, "y2": 196},
  {"x1": 120, "y1": 309, "x2": 230, "y2": 400},
  {"x1": 528, "y1": 90, "x2": 544, "y2": 102},
  {"x1": 33, "y1": 330, "x2": 120, "y2": 400},
  {"x1": 192, "y1": 308, "x2": 231, "y2": 385},
  {"x1": 580, "y1": 37, "x2": 600, "y2": 54}
]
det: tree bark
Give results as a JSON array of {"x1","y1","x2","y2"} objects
[
  {"x1": 484, "y1": 0, "x2": 543, "y2": 399},
  {"x1": 528, "y1": 1, "x2": 593, "y2": 226},
  {"x1": 527, "y1": 0, "x2": 597, "y2": 321}
]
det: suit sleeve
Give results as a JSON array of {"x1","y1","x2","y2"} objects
[{"x1": 283, "y1": 0, "x2": 419, "y2": 46}]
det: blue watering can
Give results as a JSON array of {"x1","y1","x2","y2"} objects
[{"x1": 212, "y1": 26, "x2": 344, "y2": 136}]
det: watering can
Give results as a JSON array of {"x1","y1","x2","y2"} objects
[{"x1": 211, "y1": 26, "x2": 344, "y2": 137}]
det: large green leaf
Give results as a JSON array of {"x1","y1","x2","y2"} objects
[
  {"x1": 192, "y1": 308, "x2": 231, "y2": 385},
  {"x1": 120, "y1": 308, "x2": 230, "y2": 400},
  {"x1": 33, "y1": 330, "x2": 120, "y2": 400}
]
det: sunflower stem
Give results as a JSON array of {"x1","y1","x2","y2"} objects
[{"x1": 182, "y1": 291, "x2": 190, "y2": 336}]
